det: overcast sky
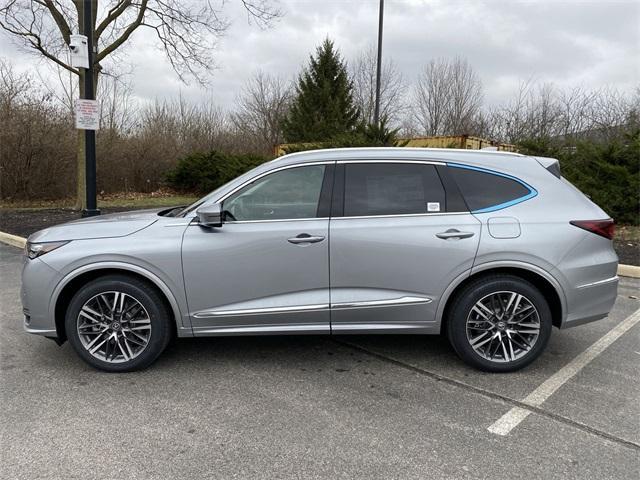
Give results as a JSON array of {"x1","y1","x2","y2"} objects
[{"x1": 1, "y1": 0, "x2": 638, "y2": 110}]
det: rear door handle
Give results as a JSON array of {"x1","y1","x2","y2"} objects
[
  {"x1": 287, "y1": 233, "x2": 325, "y2": 245},
  {"x1": 436, "y1": 229, "x2": 475, "y2": 240}
]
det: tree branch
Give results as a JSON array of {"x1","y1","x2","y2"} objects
[
  {"x1": 0, "y1": 13, "x2": 78, "y2": 75},
  {"x1": 43, "y1": 0, "x2": 72, "y2": 44},
  {"x1": 97, "y1": 0, "x2": 148, "y2": 61},
  {"x1": 240, "y1": 0, "x2": 281, "y2": 27},
  {"x1": 95, "y1": 0, "x2": 131, "y2": 39}
]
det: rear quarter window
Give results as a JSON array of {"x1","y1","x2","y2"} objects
[{"x1": 448, "y1": 165, "x2": 534, "y2": 213}]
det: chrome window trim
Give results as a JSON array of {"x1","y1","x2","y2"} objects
[
  {"x1": 189, "y1": 211, "x2": 471, "y2": 225},
  {"x1": 222, "y1": 217, "x2": 330, "y2": 225},
  {"x1": 332, "y1": 211, "x2": 469, "y2": 221}
]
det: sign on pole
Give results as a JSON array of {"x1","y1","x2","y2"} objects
[{"x1": 75, "y1": 99, "x2": 100, "y2": 130}]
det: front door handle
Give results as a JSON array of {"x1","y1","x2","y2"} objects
[
  {"x1": 287, "y1": 233, "x2": 325, "y2": 245},
  {"x1": 436, "y1": 229, "x2": 475, "y2": 240}
]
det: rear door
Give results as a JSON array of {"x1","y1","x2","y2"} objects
[{"x1": 329, "y1": 161, "x2": 481, "y2": 333}]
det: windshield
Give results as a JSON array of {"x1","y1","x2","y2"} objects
[
  {"x1": 177, "y1": 159, "x2": 285, "y2": 217},
  {"x1": 179, "y1": 188, "x2": 224, "y2": 217}
]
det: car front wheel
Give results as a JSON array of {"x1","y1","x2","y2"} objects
[
  {"x1": 65, "y1": 274, "x2": 172, "y2": 372},
  {"x1": 446, "y1": 275, "x2": 552, "y2": 372}
]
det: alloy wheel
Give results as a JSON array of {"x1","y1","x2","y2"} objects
[
  {"x1": 465, "y1": 290, "x2": 541, "y2": 363},
  {"x1": 77, "y1": 291, "x2": 152, "y2": 363}
]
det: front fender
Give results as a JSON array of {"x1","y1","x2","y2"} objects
[{"x1": 49, "y1": 261, "x2": 192, "y2": 337}]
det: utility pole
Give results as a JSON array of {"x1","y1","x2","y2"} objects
[
  {"x1": 373, "y1": 0, "x2": 384, "y2": 128},
  {"x1": 82, "y1": 0, "x2": 99, "y2": 217}
]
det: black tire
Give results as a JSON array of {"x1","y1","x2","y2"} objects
[
  {"x1": 65, "y1": 274, "x2": 172, "y2": 372},
  {"x1": 446, "y1": 275, "x2": 552, "y2": 373}
]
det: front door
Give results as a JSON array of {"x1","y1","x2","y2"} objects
[
  {"x1": 329, "y1": 162, "x2": 481, "y2": 333},
  {"x1": 182, "y1": 163, "x2": 333, "y2": 335}
]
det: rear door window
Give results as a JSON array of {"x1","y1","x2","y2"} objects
[
  {"x1": 343, "y1": 163, "x2": 446, "y2": 216},
  {"x1": 447, "y1": 166, "x2": 533, "y2": 212}
]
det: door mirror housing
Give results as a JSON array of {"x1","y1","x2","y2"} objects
[{"x1": 196, "y1": 203, "x2": 223, "y2": 227}]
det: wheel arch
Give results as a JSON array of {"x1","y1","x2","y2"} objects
[
  {"x1": 437, "y1": 262, "x2": 566, "y2": 334},
  {"x1": 51, "y1": 263, "x2": 186, "y2": 342}
]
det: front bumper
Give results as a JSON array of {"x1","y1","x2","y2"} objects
[{"x1": 21, "y1": 256, "x2": 62, "y2": 337}]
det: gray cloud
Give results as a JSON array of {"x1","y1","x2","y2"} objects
[{"x1": 1, "y1": 0, "x2": 638, "y2": 109}]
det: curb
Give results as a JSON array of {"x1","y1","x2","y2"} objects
[
  {"x1": 0, "y1": 230, "x2": 638, "y2": 278},
  {"x1": 0, "y1": 231, "x2": 26, "y2": 249},
  {"x1": 617, "y1": 264, "x2": 640, "y2": 279}
]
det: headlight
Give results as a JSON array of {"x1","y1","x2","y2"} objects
[{"x1": 26, "y1": 241, "x2": 70, "y2": 259}]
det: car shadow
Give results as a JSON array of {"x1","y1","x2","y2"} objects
[{"x1": 156, "y1": 333, "x2": 459, "y2": 370}]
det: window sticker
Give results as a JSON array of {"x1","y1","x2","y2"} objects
[{"x1": 427, "y1": 202, "x2": 440, "y2": 212}]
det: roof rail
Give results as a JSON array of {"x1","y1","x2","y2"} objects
[{"x1": 281, "y1": 147, "x2": 524, "y2": 158}]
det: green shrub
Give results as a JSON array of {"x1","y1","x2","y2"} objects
[
  {"x1": 518, "y1": 130, "x2": 640, "y2": 225},
  {"x1": 166, "y1": 151, "x2": 267, "y2": 194}
]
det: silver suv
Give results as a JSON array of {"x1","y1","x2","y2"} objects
[{"x1": 21, "y1": 148, "x2": 619, "y2": 372}]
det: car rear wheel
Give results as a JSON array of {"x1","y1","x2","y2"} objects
[
  {"x1": 65, "y1": 274, "x2": 172, "y2": 372},
  {"x1": 446, "y1": 275, "x2": 552, "y2": 372}
]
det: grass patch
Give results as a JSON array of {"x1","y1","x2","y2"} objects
[
  {"x1": 0, "y1": 191, "x2": 198, "y2": 210},
  {"x1": 98, "y1": 195, "x2": 198, "y2": 208}
]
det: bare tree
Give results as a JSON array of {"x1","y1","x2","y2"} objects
[
  {"x1": 36, "y1": 59, "x2": 134, "y2": 131},
  {"x1": 468, "y1": 108, "x2": 497, "y2": 141},
  {"x1": 0, "y1": 59, "x2": 75, "y2": 199},
  {"x1": 587, "y1": 87, "x2": 634, "y2": 139},
  {"x1": 231, "y1": 71, "x2": 291, "y2": 154},
  {"x1": 98, "y1": 71, "x2": 134, "y2": 133},
  {"x1": 556, "y1": 85, "x2": 596, "y2": 139},
  {"x1": 0, "y1": 57, "x2": 30, "y2": 110},
  {"x1": 413, "y1": 60, "x2": 447, "y2": 136},
  {"x1": 351, "y1": 45, "x2": 406, "y2": 127},
  {"x1": 413, "y1": 57, "x2": 483, "y2": 136},
  {"x1": 488, "y1": 79, "x2": 552, "y2": 143},
  {"x1": 488, "y1": 79, "x2": 639, "y2": 144},
  {"x1": 35, "y1": 57, "x2": 78, "y2": 117},
  {"x1": 446, "y1": 57, "x2": 484, "y2": 134},
  {"x1": 0, "y1": 0, "x2": 281, "y2": 208}
]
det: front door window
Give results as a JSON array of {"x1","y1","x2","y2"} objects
[{"x1": 224, "y1": 165, "x2": 326, "y2": 221}]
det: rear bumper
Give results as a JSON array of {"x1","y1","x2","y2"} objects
[{"x1": 560, "y1": 275, "x2": 618, "y2": 329}]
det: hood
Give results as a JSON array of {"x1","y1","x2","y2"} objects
[{"x1": 28, "y1": 208, "x2": 162, "y2": 243}]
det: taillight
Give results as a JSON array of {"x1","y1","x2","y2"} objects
[{"x1": 570, "y1": 219, "x2": 615, "y2": 240}]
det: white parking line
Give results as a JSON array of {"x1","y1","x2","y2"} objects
[{"x1": 488, "y1": 307, "x2": 640, "y2": 436}]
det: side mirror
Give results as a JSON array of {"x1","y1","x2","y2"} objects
[{"x1": 196, "y1": 203, "x2": 223, "y2": 228}]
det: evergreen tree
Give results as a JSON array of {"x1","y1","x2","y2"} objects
[{"x1": 282, "y1": 39, "x2": 360, "y2": 142}]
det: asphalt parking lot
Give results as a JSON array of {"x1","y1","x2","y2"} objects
[{"x1": 1, "y1": 242, "x2": 638, "y2": 479}]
